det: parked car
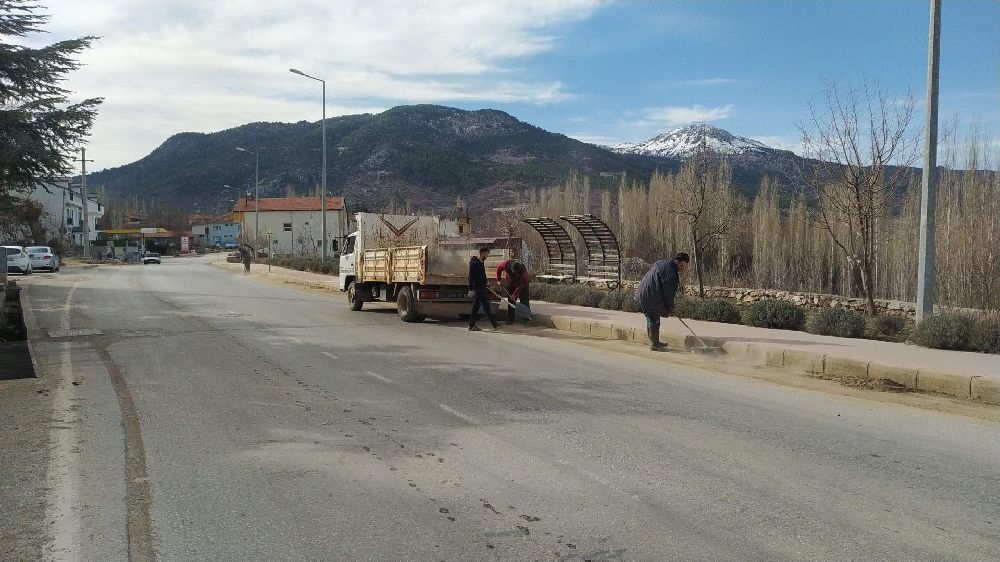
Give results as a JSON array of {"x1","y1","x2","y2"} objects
[
  {"x1": 142, "y1": 252, "x2": 161, "y2": 265},
  {"x1": 26, "y1": 246, "x2": 60, "y2": 272},
  {"x1": 3, "y1": 246, "x2": 33, "y2": 275}
]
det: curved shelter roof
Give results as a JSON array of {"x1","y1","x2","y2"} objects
[
  {"x1": 522, "y1": 217, "x2": 577, "y2": 277},
  {"x1": 559, "y1": 214, "x2": 621, "y2": 287}
]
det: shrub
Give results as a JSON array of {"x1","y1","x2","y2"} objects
[
  {"x1": 620, "y1": 295, "x2": 641, "y2": 313},
  {"x1": 969, "y1": 316, "x2": 1000, "y2": 354},
  {"x1": 548, "y1": 285, "x2": 577, "y2": 304},
  {"x1": 742, "y1": 299, "x2": 805, "y2": 330},
  {"x1": 864, "y1": 314, "x2": 908, "y2": 341},
  {"x1": 599, "y1": 292, "x2": 626, "y2": 310},
  {"x1": 531, "y1": 283, "x2": 550, "y2": 302},
  {"x1": 571, "y1": 287, "x2": 606, "y2": 308},
  {"x1": 672, "y1": 296, "x2": 700, "y2": 320},
  {"x1": 806, "y1": 308, "x2": 866, "y2": 338},
  {"x1": 696, "y1": 298, "x2": 742, "y2": 324},
  {"x1": 912, "y1": 313, "x2": 974, "y2": 350}
]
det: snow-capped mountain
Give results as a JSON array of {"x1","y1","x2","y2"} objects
[{"x1": 612, "y1": 123, "x2": 776, "y2": 159}]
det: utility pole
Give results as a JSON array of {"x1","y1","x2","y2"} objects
[
  {"x1": 78, "y1": 148, "x2": 95, "y2": 258},
  {"x1": 236, "y1": 147, "x2": 260, "y2": 248},
  {"x1": 321, "y1": 78, "x2": 327, "y2": 263},
  {"x1": 916, "y1": 0, "x2": 941, "y2": 322}
]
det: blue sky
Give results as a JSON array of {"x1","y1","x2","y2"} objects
[
  {"x1": 34, "y1": 0, "x2": 1000, "y2": 168},
  {"x1": 482, "y1": 0, "x2": 1000, "y2": 151}
]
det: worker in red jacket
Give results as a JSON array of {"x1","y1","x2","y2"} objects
[{"x1": 496, "y1": 259, "x2": 531, "y2": 324}]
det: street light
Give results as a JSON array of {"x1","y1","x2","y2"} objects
[
  {"x1": 290, "y1": 67, "x2": 328, "y2": 262},
  {"x1": 235, "y1": 147, "x2": 259, "y2": 246}
]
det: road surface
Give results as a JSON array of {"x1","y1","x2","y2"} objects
[{"x1": 5, "y1": 256, "x2": 999, "y2": 561}]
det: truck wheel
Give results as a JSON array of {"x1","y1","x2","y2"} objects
[
  {"x1": 397, "y1": 286, "x2": 425, "y2": 323},
  {"x1": 347, "y1": 281, "x2": 364, "y2": 311}
]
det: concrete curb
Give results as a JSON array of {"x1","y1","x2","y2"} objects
[
  {"x1": 531, "y1": 313, "x2": 998, "y2": 406},
  {"x1": 18, "y1": 284, "x2": 43, "y2": 379},
  {"x1": 208, "y1": 261, "x2": 1000, "y2": 407}
]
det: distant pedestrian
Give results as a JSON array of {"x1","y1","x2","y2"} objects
[
  {"x1": 496, "y1": 259, "x2": 532, "y2": 324},
  {"x1": 468, "y1": 246, "x2": 499, "y2": 331},
  {"x1": 635, "y1": 252, "x2": 689, "y2": 351},
  {"x1": 240, "y1": 244, "x2": 254, "y2": 274}
]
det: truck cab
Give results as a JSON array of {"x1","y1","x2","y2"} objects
[{"x1": 338, "y1": 232, "x2": 358, "y2": 292}]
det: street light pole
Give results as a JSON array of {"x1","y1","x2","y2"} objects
[
  {"x1": 77, "y1": 148, "x2": 94, "y2": 258},
  {"x1": 916, "y1": 0, "x2": 941, "y2": 323},
  {"x1": 235, "y1": 147, "x2": 260, "y2": 248},
  {"x1": 290, "y1": 68, "x2": 328, "y2": 262}
]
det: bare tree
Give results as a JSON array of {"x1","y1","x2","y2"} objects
[
  {"x1": 799, "y1": 80, "x2": 920, "y2": 315},
  {"x1": 667, "y1": 148, "x2": 738, "y2": 297}
]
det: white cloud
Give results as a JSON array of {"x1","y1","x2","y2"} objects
[
  {"x1": 669, "y1": 78, "x2": 737, "y2": 87},
  {"x1": 640, "y1": 103, "x2": 735, "y2": 125},
  {"x1": 751, "y1": 135, "x2": 804, "y2": 154},
  {"x1": 566, "y1": 132, "x2": 620, "y2": 147},
  {"x1": 32, "y1": 0, "x2": 603, "y2": 168}
]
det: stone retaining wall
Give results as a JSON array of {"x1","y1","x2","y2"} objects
[{"x1": 550, "y1": 277, "x2": 981, "y2": 319}]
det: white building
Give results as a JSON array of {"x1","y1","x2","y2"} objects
[
  {"x1": 24, "y1": 179, "x2": 105, "y2": 245},
  {"x1": 233, "y1": 196, "x2": 346, "y2": 256}
]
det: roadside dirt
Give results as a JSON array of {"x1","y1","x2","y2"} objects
[{"x1": 0, "y1": 377, "x2": 54, "y2": 561}]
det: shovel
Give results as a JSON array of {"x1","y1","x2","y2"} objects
[{"x1": 491, "y1": 289, "x2": 534, "y2": 319}]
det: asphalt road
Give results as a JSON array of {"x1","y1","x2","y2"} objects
[{"x1": 8, "y1": 256, "x2": 1000, "y2": 561}]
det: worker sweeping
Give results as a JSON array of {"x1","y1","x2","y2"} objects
[
  {"x1": 496, "y1": 259, "x2": 533, "y2": 324},
  {"x1": 635, "y1": 252, "x2": 689, "y2": 351}
]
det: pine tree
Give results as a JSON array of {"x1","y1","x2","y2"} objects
[{"x1": 0, "y1": 0, "x2": 102, "y2": 196}]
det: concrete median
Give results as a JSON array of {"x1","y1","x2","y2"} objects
[
  {"x1": 867, "y1": 365, "x2": 918, "y2": 389},
  {"x1": 971, "y1": 376, "x2": 1000, "y2": 403},
  {"x1": 916, "y1": 370, "x2": 972, "y2": 399},
  {"x1": 823, "y1": 357, "x2": 871, "y2": 379}
]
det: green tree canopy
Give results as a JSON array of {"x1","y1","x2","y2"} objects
[{"x1": 0, "y1": 0, "x2": 102, "y2": 196}]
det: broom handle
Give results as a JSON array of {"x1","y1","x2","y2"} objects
[{"x1": 677, "y1": 317, "x2": 712, "y2": 349}]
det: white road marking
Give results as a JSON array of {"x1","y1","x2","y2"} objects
[
  {"x1": 45, "y1": 281, "x2": 83, "y2": 560},
  {"x1": 365, "y1": 371, "x2": 394, "y2": 384},
  {"x1": 438, "y1": 404, "x2": 477, "y2": 424},
  {"x1": 321, "y1": 351, "x2": 339, "y2": 360}
]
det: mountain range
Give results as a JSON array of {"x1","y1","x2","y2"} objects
[{"x1": 85, "y1": 105, "x2": 802, "y2": 214}]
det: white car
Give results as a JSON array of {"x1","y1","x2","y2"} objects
[
  {"x1": 26, "y1": 246, "x2": 60, "y2": 272},
  {"x1": 3, "y1": 246, "x2": 33, "y2": 275},
  {"x1": 142, "y1": 252, "x2": 161, "y2": 264}
]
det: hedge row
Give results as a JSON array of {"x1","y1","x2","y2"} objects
[
  {"x1": 912, "y1": 313, "x2": 1000, "y2": 354},
  {"x1": 268, "y1": 257, "x2": 338, "y2": 276},
  {"x1": 530, "y1": 282, "x2": 998, "y2": 354}
]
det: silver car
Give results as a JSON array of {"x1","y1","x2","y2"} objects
[
  {"x1": 3, "y1": 246, "x2": 33, "y2": 275},
  {"x1": 26, "y1": 246, "x2": 60, "y2": 272}
]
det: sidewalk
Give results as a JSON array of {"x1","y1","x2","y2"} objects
[{"x1": 206, "y1": 257, "x2": 999, "y2": 404}]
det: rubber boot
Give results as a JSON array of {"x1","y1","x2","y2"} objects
[{"x1": 648, "y1": 327, "x2": 667, "y2": 351}]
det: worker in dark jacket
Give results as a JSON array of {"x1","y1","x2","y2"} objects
[
  {"x1": 468, "y1": 246, "x2": 499, "y2": 331},
  {"x1": 496, "y1": 259, "x2": 531, "y2": 324},
  {"x1": 636, "y1": 252, "x2": 689, "y2": 350},
  {"x1": 239, "y1": 243, "x2": 254, "y2": 274}
]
